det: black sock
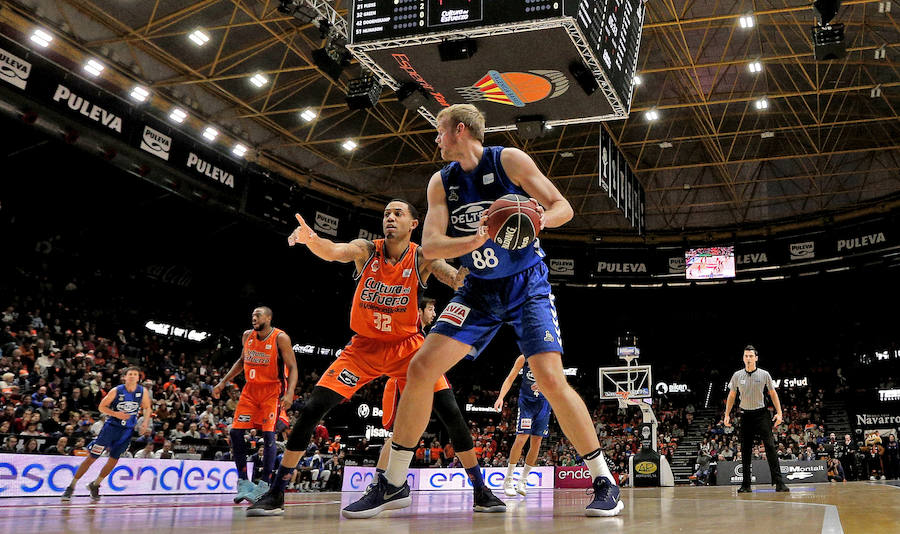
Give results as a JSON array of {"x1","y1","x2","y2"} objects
[
  {"x1": 273, "y1": 466, "x2": 295, "y2": 492},
  {"x1": 465, "y1": 465, "x2": 485, "y2": 490}
]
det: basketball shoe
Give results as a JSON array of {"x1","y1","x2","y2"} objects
[
  {"x1": 515, "y1": 477, "x2": 528, "y2": 496},
  {"x1": 473, "y1": 485, "x2": 507, "y2": 512},
  {"x1": 503, "y1": 477, "x2": 517, "y2": 497},
  {"x1": 246, "y1": 487, "x2": 285, "y2": 516},
  {"x1": 584, "y1": 476, "x2": 624, "y2": 517},
  {"x1": 234, "y1": 478, "x2": 257, "y2": 503},
  {"x1": 87, "y1": 481, "x2": 101, "y2": 501},
  {"x1": 341, "y1": 473, "x2": 411, "y2": 519}
]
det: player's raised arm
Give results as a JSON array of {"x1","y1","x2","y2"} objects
[
  {"x1": 421, "y1": 172, "x2": 489, "y2": 260},
  {"x1": 501, "y1": 147, "x2": 573, "y2": 229},
  {"x1": 493, "y1": 355, "x2": 526, "y2": 411},
  {"x1": 277, "y1": 331, "x2": 299, "y2": 411},
  {"x1": 289, "y1": 213, "x2": 373, "y2": 266}
]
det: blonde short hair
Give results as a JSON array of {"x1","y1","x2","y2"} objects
[{"x1": 436, "y1": 104, "x2": 485, "y2": 142}]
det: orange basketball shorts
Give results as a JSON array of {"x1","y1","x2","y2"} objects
[
  {"x1": 317, "y1": 334, "x2": 450, "y2": 417},
  {"x1": 232, "y1": 382, "x2": 282, "y2": 432}
]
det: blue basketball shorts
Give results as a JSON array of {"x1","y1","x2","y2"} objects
[
  {"x1": 516, "y1": 398, "x2": 551, "y2": 436},
  {"x1": 430, "y1": 261, "x2": 563, "y2": 359},
  {"x1": 88, "y1": 424, "x2": 134, "y2": 459}
]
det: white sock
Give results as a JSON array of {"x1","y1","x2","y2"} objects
[
  {"x1": 521, "y1": 464, "x2": 533, "y2": 483},
  {"x1": 385, "y1": 448, "x2": 414, "y2": 488},
  {"x1": 505, "y1": 463, "x2": 515, "y2": 482},
  {"x1": 585, "y1": 450, "x2": 616, "y2": 485}
]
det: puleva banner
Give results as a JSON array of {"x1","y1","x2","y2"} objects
[
  {"x1": 342, "y1": 466, "x2": 555, "y2": 492},
  {"x1": 0, "y1": 454, "x2": 250, "y2": 497}
]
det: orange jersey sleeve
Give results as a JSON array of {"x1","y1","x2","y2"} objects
[
  {"x1": 243, "y1": 327, "x2": 285, "y2": 384},
  {"x1": 350, "y1": 240, "x2": 424, "y2": 339}
]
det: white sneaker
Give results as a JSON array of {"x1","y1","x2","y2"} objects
[
  {"x1": 503, "y1": 480, "x2": 517, "y2": 497},
  {"x1": 516, "y1": 478, "x2": 527, "y2": 496}
]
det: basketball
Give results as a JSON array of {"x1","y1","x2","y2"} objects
[{"x1": 485, "y1": 194, "x2": 542, "y2": 250}]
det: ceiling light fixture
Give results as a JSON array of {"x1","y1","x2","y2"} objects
[{"x1": 30, "y1": 28, "x2": 53, "y2": 48}]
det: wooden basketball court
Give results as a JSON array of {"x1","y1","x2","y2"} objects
[{"x1": 3, "y1": 481, "x2": 896, "y2": 534}]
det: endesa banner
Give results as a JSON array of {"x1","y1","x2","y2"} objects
[
  {"x1": 554, "y1": 466, "x2": 594, "y2": 488},
  {"x1": 342, "y1": 466, "x2": 554, "y2": 492},
  {"x1": 0, "y1": 454, "x2": 247, "y2": 497}
]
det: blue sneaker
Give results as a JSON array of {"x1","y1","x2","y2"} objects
[
  {"x1": 247, "y1": 480, "x2": 270, "y2": 503},
  {"x1": 234, "y1": 479, "x2": 257, "y2": 504},
  {"x1": 341, "y1": 473, "x2": 411, "y2": 519},
  {"x1": 585, "y1": 476, "x2": 624, "y2": 517}
]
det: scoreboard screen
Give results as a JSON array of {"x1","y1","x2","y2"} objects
[
  {"x1": 352, "y1": 0, "x2": 551, "y2": 42},
  {"x1": 350, "y1": 0, "x2": 644, "y2": 112}
]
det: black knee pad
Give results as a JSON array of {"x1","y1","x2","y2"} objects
[
  {"x1": 432, "y1": 389, "x2": 474, "y2": 452},
  {"x1": 285, "y1": 386, "x2": 344, "y2": 451}
]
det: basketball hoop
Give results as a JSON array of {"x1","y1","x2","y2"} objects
[{"x1": 615, "y1": 390, "x2": 631, "y2": 408}]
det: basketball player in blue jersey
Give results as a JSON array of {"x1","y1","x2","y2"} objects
[
  {"x1": 345, "y1": 103, "x2": 624, "y2": 518},
  {"x1": 494, "y1": 355, "x2": 551, "y2": 497},
  {"x1": 61, "y1": 367, "x2": 151, "y2": 501}
]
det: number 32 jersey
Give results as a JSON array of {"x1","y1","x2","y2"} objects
[
  {"x1": 350, "y1": 239, "x2": 425, "y2": 340},
  {"x1": 440, "y1": 146, "x2": 545, "y2": 280}
]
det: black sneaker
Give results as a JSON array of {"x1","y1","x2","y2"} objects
[
  {"x1": 775, "y1": 483, "x2": 790, "y2": 493},
  {"x1": 87, "y1": 481, "x2": 101, "y2": 501},
  {"x1": 737, "y1": 486, "x2": 752, "y2": 493},
  {"x1": 473, "y1": 485, "x2": 507, "y2": 513},
  {"x1": 61, "y1": 486, "x2": 74, "y2": 502},
  {"x1": 246, "y1": 488, "x2": 285, "y2": 516}
]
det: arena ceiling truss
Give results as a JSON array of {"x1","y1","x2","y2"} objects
[{"x1": 3, "y1": 0, "x2": 900, "y2": 235}]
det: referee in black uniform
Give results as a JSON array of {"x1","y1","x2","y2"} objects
[{"x1": 723, "y1": 345, "x2": 789, "y2": 493}]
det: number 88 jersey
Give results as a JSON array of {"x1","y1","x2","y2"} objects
[{"x1": 440, "y1": 146, "x2": 545, "y2": 280}]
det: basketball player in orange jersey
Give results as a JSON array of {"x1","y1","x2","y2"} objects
[
  {"x1": 247, "y1": 199, "x2": 506, "y2": 517},
  {"x1": 213, "y1": 306, "x2": 298, "y2": 503}
]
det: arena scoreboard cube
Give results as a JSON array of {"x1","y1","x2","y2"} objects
[{"x1": 348, "y1": 0, "x2": 645, "y2": 130}]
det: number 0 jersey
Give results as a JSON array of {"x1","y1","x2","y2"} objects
[
  {"x1": 350, "y1": 239, "x2": 425, "y2": 339},
  {"x1": 243, "y1": 327, "x2": 287, "y2": 385},
  {"x1": 440, "y1": 146, "x2": 545, "y2": 280}
]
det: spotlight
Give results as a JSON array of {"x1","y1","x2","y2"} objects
[
  {"x1": 130, "y1": 86, "x2": 150, "y2": 102},
  {"x1": 342, "y1": 139, "x2": 357, "y2": 151},
  {"x1": 189, "y1": 29, "x2": 210, "y2": 46},
  {"x1": 754, "y1": 98, "x2": 769, "y2": 110},
  {"x1": 30, "y1": 28, "x2": 53, "y2": 47},
  {"x1": 396, "y1": 82, "x2": 430, "y2": 110},
  {"x1": 202, "y1": 126, "x2": 219, "y2": 141},
  {"x1": 645, "y1": 109, "x2": 659, "y2": 121},
  {"x1": 250, "y1": 73, "x2": 268, "y2": 88},
  {"x1": 739, "y1": 15, "x2": 755, "y2": 28},
  {"x1": 748, "y1": 61, "x2": 763, "y2": 73},
  {"x1": 633, "y1": 75, "x2": 643, "y2": 86},
  {"x1": 169, "y1": 107, "x2": 188, "y2": 123},
  {"x1": 345, "y1": 76, "x2": 383, "y2": 110},
  {"x1": 232, "y1": 144, "x2": 248, "y2": 157},
  {"x1": 318, "y1": 19, "x2": 333, "y2": 39},
  {"x1": 83, "y1": 59, "x2": 104, "y2": 77},
  {"x1": 515, "y1": 115, "x2": 546, "y2": 140},
  {"x1": 312, "y1": 46, "x2": 350, "y2": 81},
  {"x1": 438, "y1": 38, "x2": 477, "y2": 61},
  {"x1": 300, "y1": 109, "x2": 317, "y2": 122}
]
